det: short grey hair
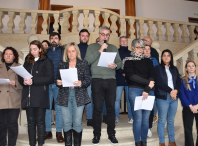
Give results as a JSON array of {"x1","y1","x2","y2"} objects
[
  {"x1": 119, "y1": 36, "x2": 127, "y2": 41},
  {"x1": 132, "y1": 39, "x2": 145, "y2": 48},
  {"x1": 99, "y1": 26, "x2": 110, "y2": 33}
]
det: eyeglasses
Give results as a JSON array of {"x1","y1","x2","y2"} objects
[
  {"x1": 100, "y1": 33, "x2": 110, "y2": 37},
  {"x1": 135, "y1": 47, "x2": 145, "y2": 50}
]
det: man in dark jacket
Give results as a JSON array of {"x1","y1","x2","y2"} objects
[{"x1": 45, "y1": 32, "x2": 64, "y2": 143}]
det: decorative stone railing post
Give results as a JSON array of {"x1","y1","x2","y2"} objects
[
  {"x1": 164, "y1": 22, "x2": 172, "y2": 42},
  {"x1": 147, "y1": 21, "x2": 155, "y2": 40},
  {"x1": 41, "y1": 13, "x2": 49, "y2": 34},
  {"x1": 30, "y1": 13, "x2": 38, "y2": 34},
  {"x1": 172, "y1": 23, "x2": 180, "y2": 42},
  {"x1": 190, "y1": 48, "x2": 198, "y2": 71},
  {"x1": 110, "y1": 15, "x2": 118, "y2": 36},
  {"x1": 102, "y1": 12, "x2": 110, "y2": 28},
  {"x1": 156, "y1": 21, "x2": 164, "y2": 41},
  {"x1": 0, "y1": 11, "x2": 3, "y2": 33},
  {"x1": 94, "y1": 10, "x2": 100, "y2": 33},
  {"x1": 62, "y1": 12, "x2": 71, "y2": 34},
  {"x1": 119, "y1": 18, "x2": 125, "y2": 37},
  {"x1": 6, "y1": 11, "x2": 15, "y2": 33},
  {"x1": 83, "y1": 10, "x2": 89, "y2": 30},
  {"x1": 53, "y1": 13, "x2": 59, "y2": 33},
  {"x1": 137, "y1": 19, "x2": 144, "y2": 39},
  {"x1": 179, "y1": 54, "x2": 188, "y2": 77},
  {"x1": 189, "y1": 25, "x2": 196, "y2": 42},
  {"x1": 128, "y1": 19, "x2": 136, "y2": 40},
  {"x1": 72, "y1": 10, "x2": 79, "y2": 33},
  {"x1": 181, "y1": 24, "x2": 189, "y2": 43},
  {"x1": 18, "y1": 12, "x2": 27, "y2": 34}
]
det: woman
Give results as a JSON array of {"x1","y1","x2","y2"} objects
[
  {"x1": 155, "y1": 49, "x2": 181, "y2": 146},
  {"x1": 0, "y1": 47, "x2": 23, "y2": 146},
  {"x1": 179, "y1": 61, "x2": 198, "y2": 146},
  {"x1": 56, "y1": 42, "x2": 91, "y2": 146},
  {"x1": 144, "y1": 45, "x2": 159, "y2": 137},
  {"x1": 18, "y1": 40, "x2": 54, "y2": 146},
  {"x1": 42, "y1": 40, "x2": 50, "y2": 49},
  {"x1": 123, "y1": 39, "x2": 155, "y2": 146}
]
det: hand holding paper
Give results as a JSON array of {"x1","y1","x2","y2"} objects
[
  {"x1": 0, "y1": 78, "x2": 10, "y2": 84},
  {"x1": 97, "y1": 52, "x2": 117, "y2": 67},
  {"x1": 59, "y1": 68, "x2": 78, "y2": 87},
  {"x1": 134, "y1": 96, "x2": 155, "y2": 111},
  {"x1": 10, "y1": 65, "x2": 33, "y2": 79}
]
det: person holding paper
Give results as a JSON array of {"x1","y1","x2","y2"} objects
[
  {"x1": 179, "y1": 61, "x2": 198, "y2": 146},
  {"x1": 85, "y1": 26, "x2": 121, "y2": 145},
  {"x1": 0, "y1": 47, "x2": 23, "y2": 146},
  {"x1": 155, "y1": 49, "x2": 181, "y2": 146},
  {"x1": 18, "y1": 40, "x2": 54, "y2": 146},
  {"x1": 56, "y1": 42, "x2": 91, "y2": 146},
  {"x1": 123, "y1": 39, "x2": 155, "y2": 146}
]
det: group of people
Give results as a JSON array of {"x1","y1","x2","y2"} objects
[{"x1": 0, "y1": 26, "x2": 198, "y2": 146}]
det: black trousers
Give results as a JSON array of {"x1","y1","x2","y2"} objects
[
  {"x1": 0, "y1": 109, "x2": 20, "y2": 146},
  {"x1": 26, "y1": 107, "x2": 46, "y2": 145},
  {"x1": 92, "y1": 78, "x2": 116, "y2": 137},
  {"x1": 183, "y1": 107, "x2": 198, "y2": 146},
  {"x1": 149, "y1": 109, "x2": 154, "y2": 129}
]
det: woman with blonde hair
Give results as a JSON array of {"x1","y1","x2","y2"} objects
[
  {"x1": 179, "y1": 60, "x2": 198, "y2": 146},
  {"x1": 56, "y1": 42, "x2": 91, "y2": 146}
]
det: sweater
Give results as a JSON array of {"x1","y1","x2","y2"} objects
[
  {"x1": 84, "y1": 42, "x2": 121, "y2": 79},
  {"x1": 78, "y1": 42, "x2": 88, "y2": 60},
  {"x1": 151, "y1": 47, "x2": 159, "y2": 63},
  {"x1": 116, "y1": 46, "x2": 131, "y2": 86}
]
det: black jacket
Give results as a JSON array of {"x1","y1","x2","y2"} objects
[
  {"x1": 19, "y1": 56, "x2": 54, "y2": 109},
  {"x1": 155, "y1": 64, "x2": 181, "y2": 100}
]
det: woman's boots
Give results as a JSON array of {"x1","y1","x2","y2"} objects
[{"x1": 64, "y1": 129, "x2": 82, "y2": 146}]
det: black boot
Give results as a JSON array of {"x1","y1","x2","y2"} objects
[
  {"x1": 135, "y1": 141, "x2": 141, "y2": 146},
  {"x1": 38, "y1": 145, "x2": 43, "y2": 146},
  {"x1": 73, "y1": 130, "x2": 82, "y2": 146},
  {"x1": 141, "y1": 141, "x2": 147, "y2": 146},
  {"x1": 64, "y1": 129, "x2": 72, "y2": 146}
]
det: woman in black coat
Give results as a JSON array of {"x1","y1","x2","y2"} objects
[{"x1": 19, "y1": 40, "x2": 54, "y2": 146}]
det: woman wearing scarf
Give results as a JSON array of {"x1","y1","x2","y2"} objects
[
  {"x1": 123, "y1": 39, "x2": 155, "y2": 146},
  {"x1": 179, "y1": 61, "x2": 198, "y2": 146}
]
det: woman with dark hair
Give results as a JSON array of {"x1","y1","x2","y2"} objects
[
  {"x1": 0, "y1": 47, "x2": 22, "y2": 146},
  {"x1": 179, "y1": 61, "x2": 198, "y2": 146},
  {"x1": 18, "y1": 40, "x2": 54, "y2": 146},
  {"x1": 42, "y1": 40, "x2": 50, "y2": 49},
  {"x1": 155, "y1": 49, "x2": 181, "y2": 146}
]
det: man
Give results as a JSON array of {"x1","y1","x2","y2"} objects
[
  {"x1": 115, "y1": 36, "x2": 133, "y2": 125},
  {"x1": 78, "y1": 29, "x2": 93, "y2": 127},
  {"x1": 85, "y1": 26, "x2": 121, "y2": 145},
  {"x1": 45, "y1": 32, "x2": 64, "y2": 143}
]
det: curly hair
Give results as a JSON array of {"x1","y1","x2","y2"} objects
[{"x1": 1, "y1": 47, "x2": 19, "y2": 63}]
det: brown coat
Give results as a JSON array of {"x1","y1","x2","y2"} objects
[{"x1": 0, "y1": 62, "x2": 23, "y2": 109}]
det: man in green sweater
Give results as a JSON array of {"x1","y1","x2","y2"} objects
[{"x1": 85, "y1": 26, "x2": 121, "y2": 145}]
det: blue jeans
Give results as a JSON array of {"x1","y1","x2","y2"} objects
[
  {"x1": 61, "y1": 89, "x2": 84, "y2": 133},
  {"x1": 45, "y1": 83, "x2": 63, "y2": 132},
  {"x1": 129, "y1": 87, "x2": 154, "y2": 142},
  {"x1": 157, "y1": 93, "x2": 178, "y2": 143},
  {"x1": 153, "y1": 99, "x2": 157, "y2": 116},
  {"x1": 85, "y1": 84, "x2": 93, "y2": 119},
  {"x1": 115, "y1": 86, "x2": 132, "y2": 119}
]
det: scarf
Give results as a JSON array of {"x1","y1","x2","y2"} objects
[{"x1": 188, "y1": 75, "x2": 197, "y2": 89}]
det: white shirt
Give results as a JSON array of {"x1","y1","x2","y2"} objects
[
  {"x1": 34, "y1": 58, "x2": 39, "y2": 61},
  {"x1": 165, "y1": 66, "x2": 174, "y2": 90}
]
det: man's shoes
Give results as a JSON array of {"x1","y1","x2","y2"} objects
[
  {"x1": 135, "y1": 141, "x2": 141, "y2": 146},
  {"x1": 103, "y1": 116, "x2": 107, "y2": 124},
  {"x1": 115, "y1": 117, "x2": 119, "y2": 125},
  {"x1": 141, "y1": 141, "x2": 147, "y2": 146},
  {"x1": 44, "y1": 131, "x2": 53, "y2": 140},
  {"x1": 87, "y1": 119, "x2": 93, "y2": 127},
  {"x1": 128, "y1": 118, "x2": 133, "y2": 123},
  {"x1": 108, "y1": 135, "x2": 118, "y2": 145},
  {"x1": 92, "y1": 136, "x2": 100, "y2": 145},
  {"x1": 147, "y1": 129, "x2": 152, "y2": 138},
  {"x1": 153, "y1": 115, "x2": 158, "y2": 124},
  {"x1": 56, "y1": 132, "x2": 64, "y2": 143}
]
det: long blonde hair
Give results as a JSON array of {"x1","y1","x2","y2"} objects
[
  {"x1": 184, "y1": 60, "x2": 198, "y2": 91},
  {"x1": 63, "y1": 42, "x2": 82, "y2": 62}
]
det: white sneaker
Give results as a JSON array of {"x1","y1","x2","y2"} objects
[
  {"x1": 128, "y1": 118, "x2": 133, "y2": 123},
  {"x1": 147, "y1": 129, "x2": 152, "y2": 138}
]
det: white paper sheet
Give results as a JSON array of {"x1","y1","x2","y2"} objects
[
  {"x1": 134, "y1": 96, "x2": 155, "y2": 111},
  {"x1": 97, "y1": 52, "x2": 117, "y2": 67},
  {"x1": 0, "y1": 78, "x2": 10, "y2": 84},
  {"x1": 10, "y1": 65, "x2": 33, "y2": 79},
  {"x1": 59, "y1": 68, "x2": 78, "y2": 87}
]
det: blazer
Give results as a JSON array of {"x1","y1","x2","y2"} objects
[
  {"x1": 155, "y1": 64, "x2": 181, "y2": 100},
  {"x1": 56, "y1": 59, "x2": 91, "y2": 107},
  {"x1": 0, "y1": 62, "x2": 23, "y2": 109}
]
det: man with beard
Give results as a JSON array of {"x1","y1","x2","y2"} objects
[
  {"x1": 78, "y1": 29, "x2": 93, "y2": 127},
  {"x1": 45, "y1": 32, "x2": 64, "y2": 143}
]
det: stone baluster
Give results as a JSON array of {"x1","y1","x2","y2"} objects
[
  {"x1": 41, "y1": 13, "x2": 49, "y2": 34},
  {"x1": 53, "y1": 13, "x2": 59, "y2": 33},
  {"x1": 147, "y1": 21, "x2": 155, "y2": 40},
  {"x1": 155, "y1": 21, "x2": 164, "y2": 41},
  {"x1": 110, "y1": 15, "x2": 118, "y2": 36},
  {"x1": 94, "y1": 10, "x2": 100, "y2": 33},
  {"x1": 102, "y1": 12, "x2": 110, "y2": 28},
  {"x1": 18, "y1": 12, "x2": 27, "y2": 34},
  {"x1": 128, "y1": 19, "x2": 136, "y2": 40},
  {"x1": 189, "y1": 25, "x2": 196, "y2": 42},
  {"x1": 72, "y1": 10, "x2": 79, "y2": 33},
  {"x1": 83, "y1": 10, "x2": 89, "y2": 30},
  {"x1": 180, "y1": 24, "x2": 189, "y2": 43},
  {"x1": 172, "y1": 23, "x2": 180, "y2": 42},
  {"x1": 164, "y1": 22, "x2": 172, "y2": 42},
  {"x1": 119, "y1": 18, "x2": 125, "y2": 37},
  {"x1": 179, "y1": 54, "x2": 188, "y2": 77},
  {"x1": 190, "y1": 48, "x2": 198, "y2": 71},
  {"x1": 0, "y1": 11, "x2": 4, "y2": 33},
  {"x1": 62, "y1": 12, "x2": 71, "y2": 34},
  {"x1": 6, "y1": 11, "x2": 16, "y2": 33},
  {"x1": 30, "y1": 13, "x2": 38, "y2": 34},
  {"x1": 137, "y1": 19, "x2": 144, "y2": 39}
]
